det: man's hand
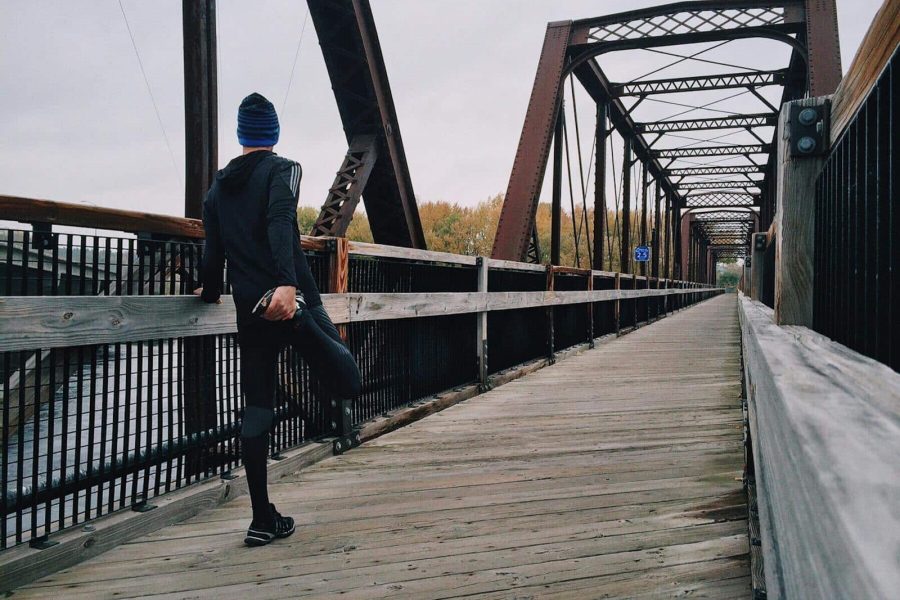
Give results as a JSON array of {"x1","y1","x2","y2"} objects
[
  {"x1": 193, "y1": 287, "x2": 222, "y2": 304},
  {"x1": 263, "y1": 286, "x2": 297, "y2": 321}
]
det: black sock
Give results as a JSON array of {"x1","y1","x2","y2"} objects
[{"x1": 241, "y1": 433, "x2": 272, "y2": 525}]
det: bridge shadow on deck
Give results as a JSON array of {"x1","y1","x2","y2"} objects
[{"x1": 16, "y1": 294, "x2": 748, "y2": 599}]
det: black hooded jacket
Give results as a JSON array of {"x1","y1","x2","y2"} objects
[{"x1": 199, "y1": 151, "x2": 322, "y2": 316}]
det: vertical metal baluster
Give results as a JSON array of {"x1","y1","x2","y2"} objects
[
  {"x1": 85, "y1": 345, "x2": 96, "y2": 521},
  {"x1": 1, "y1": 352, "x2": 10, "y2": 548},
  {"x1": 64, "y1": 234, "x2": 73, "y2": 295},
  {"x1": 165, "y1": 338, "x2": 175, "y2": 493},
  {"x1": 15, "y1": 352, "x2": 26, "y2": 544},
  {"x1": 176, "y1": 338, "x2": 185, "y2": 488},
  {"x1": 31, "y1": 348, "x2": 45, "y2": 542},
  {"x1": 58, "y1": 347, "x2": 70, "y2": 531},
  {"x1": 131, "y1": 341, "x2": 144, "y2": 506},
  {"x1": 109, "y1": 342, "x2": 120, "y2": 513},
  {"x1": 4, "y1": 229, "x2": 13, "y2": 294},
  {"x1": 96, "y1": 345, "x2": 109, "y2": 518},
  {"x1": 21, "y1": 231, "x2": 30, "y2": 295},
  {"x1": 119, "y1": 339, "x2": 133, "y2": 508}
]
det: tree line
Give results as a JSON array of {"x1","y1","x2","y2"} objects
[{"x1": 298, "y1": 193, "x2": 677, "y2": 274}]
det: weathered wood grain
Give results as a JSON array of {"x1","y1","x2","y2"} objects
[
  {"x1": 11, "y1": 294, "x2": 747, "y2": 599},
  {"x1": 0, "y1": 288, "x2": 718, "y2": 351},
  {"x1": 830, "y1": 0, "x2": 900, "y2": 140},
  {"x1": 739, "y1": 293, "x2": 900, "y2": 599},
  {"x1": 774, "y1": 97, "x2": 829, "y2": 326},
  {"x1": 0, "y1": 441, "x2": 334, "y2": 594}
]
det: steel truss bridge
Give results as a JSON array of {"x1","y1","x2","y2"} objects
[{"x1": 1, "y1": 1, "x2": 897, "y2": 598}]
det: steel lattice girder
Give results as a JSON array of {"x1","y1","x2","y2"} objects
[
  {"x1": 311, "y1": 136, "x2": 378, "y2": 237},
  {"x1": 580, "y1": 2, "x2": 803, "y2": 43},
  {"x1": 684, "y1": 193, "x2": 758, "y2": 207},
  {"x1": 653, "y1": 144, "x2": 771, "y2": 158},
  {"x1": 493, "y1": 0, "x2": 841, "y2": 262},
  {"x1": 666, "y1": 165, "x2": 766, "y2": 176},
  {"x1": 307, "y1": 0, "x2": 426, "y2": 249},
  {"x1": 677, "y1": 180, "x2": 762, "y2": 190},
  {"x1": 615, "y1": 71, "x2": 786, "y2": 97},
  {"x1": 636, "y1": 113, "x2": 777, "y2": 133},
  {"x1": 692, "y1": 210, "x2": 758, "y2": 222}
]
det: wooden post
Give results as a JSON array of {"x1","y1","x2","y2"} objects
[
  {"x1": 751, "y1": 232, "x2": 767, "y2": 301},
  {"x1": 587, "y1": 273, "x2": 595, "y2": 348},
  {"x1": 328, "y1": 237, "x2": 350, "y2": 340},
  {"x1": 476, "y1": 257, "x2": 489, "y2": 388},
  {"x1": 546, "y1": 265, "x2": 555, "y2": 363},
  {"x1": 632, "y1": 274, "x2": 638, "y2": 329},
  {"x1": 775, "y1": 96, "x2": 830, "y2": 326}
]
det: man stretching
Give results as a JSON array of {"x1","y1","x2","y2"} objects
[{"x1": 197, "y1": 92, "x2": 361, "y2": 546}]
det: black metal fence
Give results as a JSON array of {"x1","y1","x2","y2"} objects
[
  {"x1": 814, "y1": 48, "x2": 897, "y2": 372},
  {"x1": 1, "y1": 224, "x2": 717, "y2": 550}
]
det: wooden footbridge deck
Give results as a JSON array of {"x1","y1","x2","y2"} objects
[
  {"x1": 15, "y1": 295, "x2": 748, "y2": 599},
  {"x1": 3, "y1": 1, "x2": 899, "y2": 598}
]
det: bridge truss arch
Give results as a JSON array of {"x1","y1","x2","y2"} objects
[{"x1": 491, "y1": 0, "x2": 841, "y2": 284}]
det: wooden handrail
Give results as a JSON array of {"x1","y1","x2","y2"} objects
[
  {"x1": 830, "y1": 0, "x2": 899, "y2": 140},
  {"x1": 0, "y1": 195, "x2": 206, "y2": 239},
  {"x1": 2, "y1": 196, "x2": 700, "y2": 284},
  {"x1": 0, "y1": 287, "x2": 719, "y2": 352}
]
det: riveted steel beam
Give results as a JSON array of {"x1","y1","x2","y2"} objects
[
  {"x1": 615, "y1": 71, "x2": 786, "y2": 98},
  {"x1": 653, "y1": 144, "x2": 771, "y2": 158},
  {"x1": 636, "y1": 113, "x2": 777, "y2": 133},
  {"x1": 678, "y1": 181, "x2": 763, "y2": 191},
  {"x1": 666, "y1": 165, "x2": 766, "y2": 176}
]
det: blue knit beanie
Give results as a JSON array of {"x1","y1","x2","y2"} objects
[{"x1": 237, "y1": 93, "x2": 280, "y2": 147}]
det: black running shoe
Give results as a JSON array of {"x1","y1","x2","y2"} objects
[
  {"x1": 244, "y1": 503, "x2": 296, "y2": 547},
  {"x1": 252, "y1": 288, "x2": 306, "y2": 318}
]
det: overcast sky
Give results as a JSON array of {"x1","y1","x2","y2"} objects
[{"x1": 0, "y1": 0, "x2": 882, "y2": 219}]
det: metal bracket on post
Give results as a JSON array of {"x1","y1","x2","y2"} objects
[
  {"x1": 788, "y1": 103, "x2": 829, "y2": 157},
  {"x1": 750, "y1": 233, "x2": 767, "y2": 301},
  {"x1": 131, "y1": 498, "x2": 157, "y2": 513},
  {"x1": 475, "y1": 257, "x2": 491, "y2": 391},
  {"x1": 31, "y1": 222, "x2": 55, "y2": 251},
  {"x1": 28, "y1": 534, "x2": 59, "y2": 550},
  {"x1": 330, "y1": 398, "x2": 359, "y2": 455}
]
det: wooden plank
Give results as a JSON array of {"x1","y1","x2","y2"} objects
[
  {"x1": 830, "y1": 0, "x2": 900, "y2": 140},
  {"x1": 0, "y1": 440, "x2": 334, "y2": 594},
  {"x1": 347, "y1": 240, "x2": 477, "y2": 266},
  {"x1": 0, "y1": 289, "x2": 720, "y2": 351},
  {"x1": 774, "y1": 97, "x2": 829, "y2": 326},
  {"x1": 0, "y1": 195, "x2": 206, "y2": 238},
  {"x1": 739, "y1": 293, "x2": 900, "y2": 599},
  {"x1": 9, "y1": 295, "x2": 747, "y2": 598}
]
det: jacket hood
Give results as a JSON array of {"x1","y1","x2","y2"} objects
[{"x1": 216, "y1": 150, "x2": 275, "y2": 189}]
